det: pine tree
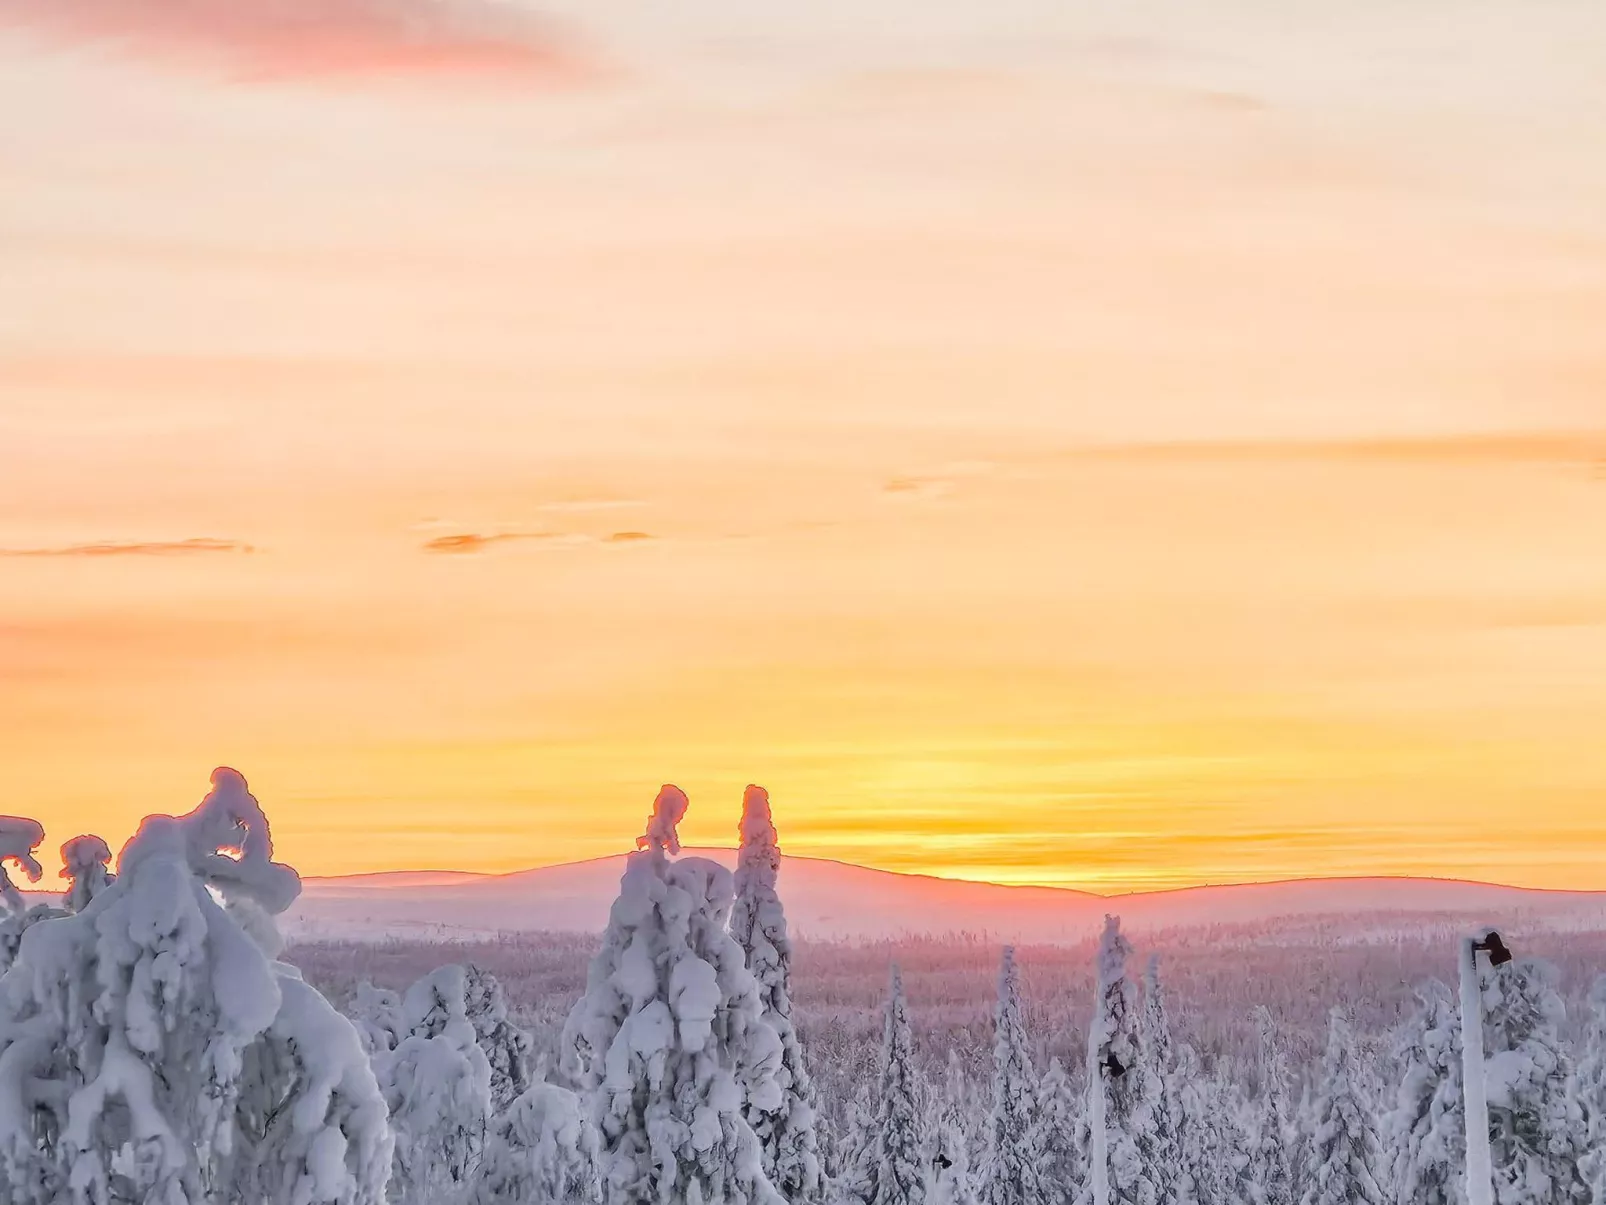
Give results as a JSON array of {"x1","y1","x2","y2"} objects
[
  {"x1": 373, "y1": 966, "x2": 495, "y2": 1205},
  {"x1": 1301, "y1": 1009, "x2": 1384, "y2": 1205},
  {"x1": 730, "y1": 784, "x2": 824, "y2": 1203},
  {"x1": 0, "y1": 768, "x2": 390, "y2": 1205},
  {"x1": 1575, "y1": 976, "x2": 1606, "y2": 1205},
  {"x1": 1383, "y1": 980, "x2": 1465, "y2": 1205},
  {"x1": 1249, "y1": 1006, "x2": 1298, "y2": 1205},
  {"x1": 563, "y1": 784, "x2": 783, "y2": 1205},
  {"x1": 1193, "y1": 1064, "x2": 1255, "y2": 1205},
  {"x1": 467, "y1": 1081, "x2": 602, "y2": 1205},
  {"x1": 927, "y1": 1052, "x2": 979, "y2": 1205},
  {"x1": 980, "y1": 946, "x2": 1042, "y2": 1205},
  {"x1": 1035, "y1": 1056, "x2": 1083, "y2": 1205},
  {"x1": 1136, "y1": 956, "x2": 1187, "y2": 1205},
  {"x1": 0, "y1": 816, "x2": 53, "y2": 975},
  {"x1": 58, "y1": 835, "x2": 114, "y2": 914},
  {"x1": 1081, "y1": 915, "x2": 1142, "y2": 1205},
  {"x1": 870, "y1": 964, "x2": 926, "y2": 1205},
  {"x1": 1480, "y1": 957, "x2": 1585, "y2": 1205}
]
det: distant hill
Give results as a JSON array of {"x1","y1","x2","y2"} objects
[{"x1": 281, "y1": 848, "x2": 1606, "y2": 942}]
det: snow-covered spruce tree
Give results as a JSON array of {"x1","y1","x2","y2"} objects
[
  {"x1": 730, "y1": 784, "x2": 823, "y2": 1202},
  {"x1": 1382, "y1": 980, "x2": 1465, "y2": 1205},
  {"x1": 1080, "y1": 915, "x2": 1142, "y2": 1205},
  {"x1": 870, "y1": 964, "x2": 926, "y2": 1205},
  {"x1": 1301, "y1": 1009, "x2": 1384, "y2": 1205},
  {"x1": 58, "y1": 835, "x2": 114, "y2": 914},
  {"x1": 563, "y1": 784, "x2": 784, "y2": 1205},
  {"x1": 979, "y1": 946, "x2": 1041, "y2": 1205},
  {"x1": 0, "y1": 816, "x2": 53, "y2": 975},
  {"x1": 1136, "y1": 955, "x2": 1187, "y2": 1205},
  {"x1": 926, "y1": 1051, "x2": 979, "y2": 1205},
  {"x1": 372, "y1": 966, "x2": 494, "y2": 1205},
  {"x1": 1479, "y1": 956, "x2": 1585, "y2": 1205},
  {"x1": 1248, "y1": 1005, "x2": 1298, "y2": 1205},
  {"x1": 1574, "y1": 976, "x2": 1606, "y2": 1205},
  {"x1": 835, "y1": 1082, "x2": 879, "y2": 1205},
  {"x1": 1170, "y1": 1044, "x2": 1225, "y2": 1205},
  {"x1": 0, "y1": 767, "x2": 391, "y2": 1205},
  {"x1": 1190, "y1": 1059, "x2": 1254, "y2": 1205},
  {"x1": 467, "y1": 1080, "x2": 601, "y2": 1205},
  {"x1": 387, "y1": 963, "x2": 534, "y2": 1112},
  {"x1": 1034, "y1": 1056, "x2": 1082, "y2": 1205},
  {"x1": 0, "y1": 817, "x2": 44, "y2": 917}
]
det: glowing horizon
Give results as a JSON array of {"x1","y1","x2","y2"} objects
[{"x1": 4, "y1": 0, "x2": 1606, "y2": 895}]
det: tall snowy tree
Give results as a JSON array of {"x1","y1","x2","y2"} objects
[
  {"x1": 458, "y1": 966, "x2": 536, "y2": 1112},
  {"x1": 979, "y1": 946, "x2": 1041, "y2": 1205},
  {"x1": 1301, "y1": 1009, "x2": 1384, "y2": 1205},
  {"x1": 1191, "y1": 1062, "x2": 1255, "y2": 1205},
  {"x1": 870, "y1": 964, "x2": 926, "y2": 1205},
  {"x1": 0, "y1": 816, "x2": 54, "y2": 975},
  {"x1": 467, "y1": 1080, "x2": 601, "y2": 1205},
  {"x1": 0, "y1": 817, "x2": 44, "y2": 917},
  {"x1": 563, "y1": 784, "x2": 784, "y2": 1205},
  {"x1": 927, "y1": 1051, "x2": 979, "y2": 1205},
  {"x1": 1136, "y1": 955, "x2": 1188, "y2": 1205},
  {"x1": 1034, "y1": 1056, "x2": 1082, "y2": 1205},
  {"x1": 368, "y1": 966, "x2": 495, "y2": 1205},
  {"x1": 1480, "y1": 957, "x2": 1585, "y2": 1205},
  {"x1": 58, "y1": 835, "x2": 114, "y2": 914},
  {"x1": 1383, "y1": 980, "x2": 1465, "y2": 1205},
  {"x1": 1249, "y1": 1006, "x2": 1298, "y2": 1205},
  {"x1": 1573, "y1": 976, "x2": 1606, "y2": 1205},
  {"x1": 0, "y1": 767, "x2": 391, "y2": 1205},
  {"x1": 729, "y1": 784, "x2": 823, "y2": 1203},
  {"x1": 1081, "y1": 915, "x2": 1142, "y2": 1205}
]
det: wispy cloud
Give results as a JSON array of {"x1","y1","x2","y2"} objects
[
  {"x1": 0, "y1": 0, "x2": 592, "y2": 82},
  {"x1": 0, "y1": 538, "x2": 252, "y2": 558},
  {"x1": 422, "y1": 529, "x2": 655, "y2": 554},
  {"x1": 421, "y1": 532, "x2": 556, "y2": 555}
]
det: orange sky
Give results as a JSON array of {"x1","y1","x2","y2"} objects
[{"x1": 3, "y1": 0, "x2": 1606, "y2": 892}]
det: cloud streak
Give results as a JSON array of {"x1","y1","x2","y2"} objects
[
  {"x1": 0, "y1": 0, "x2": 590, "y2": 82},
  {"x1": 422, "y1": 529, "x2": 656, "y2": 553},
  {"x1": 421, "y1": 532, "x2": 556, "y2": 555},
  {"x1": 0, "y1": 538, "x2": 252, "y2": 558}
]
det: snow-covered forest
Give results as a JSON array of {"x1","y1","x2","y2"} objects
[{"x1": 2, "y1": 772, "x2": 1603, "y2": 1204}]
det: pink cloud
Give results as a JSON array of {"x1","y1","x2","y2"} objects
[{"x1": 0, "y1": 0, "x2": 591, "y2": 82}]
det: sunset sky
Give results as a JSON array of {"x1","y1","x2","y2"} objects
[{"x1": 4, "y1": 0, "x2": 1606, "y2": 892}]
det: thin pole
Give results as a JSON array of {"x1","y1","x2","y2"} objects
[{"x1": 1460, "y1": 935, "x2": 1494, "y2": 1205}]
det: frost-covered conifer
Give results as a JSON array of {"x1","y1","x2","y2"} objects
[
  {"x1": 927, "y1": 1051, "x2": 979, "y2": 1205},
  {"x1": 0, "y1": 818, "x2": 44, "y2": 917},
  {"x1": 1034, "y1": 1056, "x2": 1082, "y2": 1205},
  {"x1": 979, "y1": 946, "x2": 1040, "y2": 1205},
  {"x1": 1479, "y1": 958, "x2": 1585, "y2": 1205},
  {"x1": 0, "y1": 767, "x2": 391, "y2": 1205},
  {"x1": 730, "y1": 784, "x2": 823, "y2": 1202},
  {"x1": 1081, "y1": 916, "x2": 1142, "y2": 1205},
  {"x1": 467, "y1": 1080, "x2": 601, "y2": 1205},
  {"x1": 871, "y1": 964, "x2": 926, "y2": 1205},
  {"x1": 1301, "y1": 1009, "x2": 1384, "y2": 1205},
  {"x1": 456, "y1": 966, "x2": 536, "y2": 1111},
  {"x1": 372, "y1": 965, "x2": 494, "y2": 1205},
  {"x1": 58, "y1": 835, "x2": 114, "y2": 914},
  {"x1": 0, "y1": 817, "x2": 53, "y2": 975},
  {"x1": 1383, "y1": 980, "x2": 1464, "y2": 1205},
  {"x1": 1136, "y1": 956, "x2": 1186, "y2": 1205},
  {"x1": 563, "y1": 784, "x2": 783, "y2": 1205},
  {"x1": 1574, "y1": 976, "x2": 1606, "y2": 1205},
  {"x1": 1249, "y1": 1006, "x2": 1298, "y2": 1205}
]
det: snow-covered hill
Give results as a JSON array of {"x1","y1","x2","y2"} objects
[{"x1": 282, "y1": 850, "x2": 1606, "y2": 942}]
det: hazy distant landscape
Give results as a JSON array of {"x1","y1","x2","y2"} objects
[{"x1": 286, "y1": 848, "x2": 1606, "y2": 942}]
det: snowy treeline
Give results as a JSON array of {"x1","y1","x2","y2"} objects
[{"x1": 7, "y1": 776, "x2": 1606, "y2": 1205}]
